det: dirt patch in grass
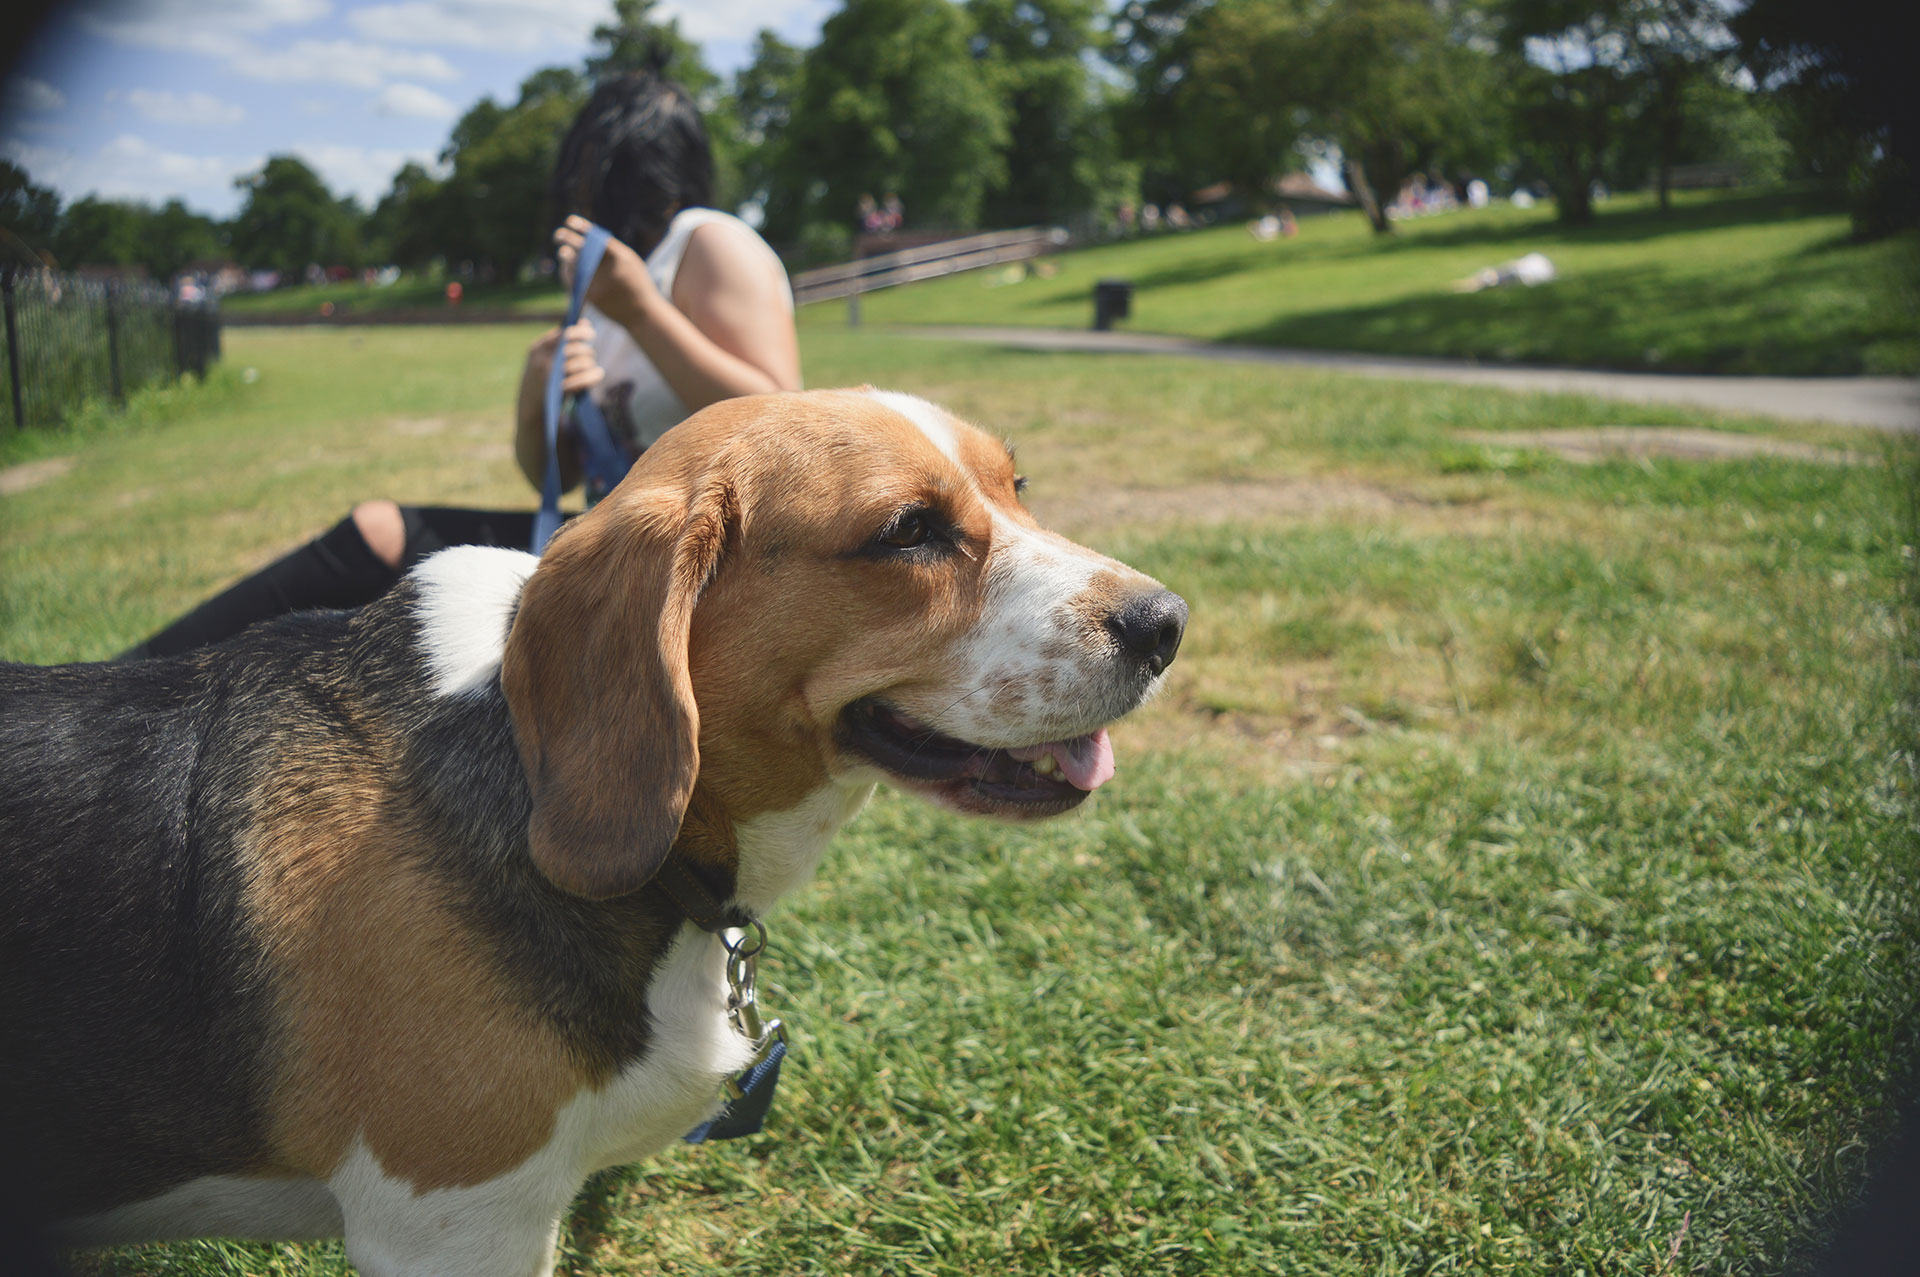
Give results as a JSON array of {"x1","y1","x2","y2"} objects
[
  {"x1": 1456, "y1": 426, "x2": 1871, "y2": 465},
  {"x1": 0, "y1": 455, "x2": 75, "y2": 495},
  {"x1": 1120, "y1": 657, "x2": 1465, "y2": 787}
]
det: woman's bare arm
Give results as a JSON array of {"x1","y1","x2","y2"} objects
[
  {"x1": 553, "y1": 215, "x2": 800, "y2": 415},
  {"x1": 513, "y1": 321, "x2": 601, "y2": 491}
]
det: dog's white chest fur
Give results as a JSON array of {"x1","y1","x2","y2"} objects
[
  {"x1": 327, "y1": 923, "x2": 755, "y2": 1276},
  {"x1": 59, "y1": 790, "x2": 868, "y2": 1275},
  {"x1": 62, "y1": 925, "x2": 750, "y2": 1275}
]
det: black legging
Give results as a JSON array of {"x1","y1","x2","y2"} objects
[{"x1": 122, "y1": 506, "x2": 558, "y2": 660}]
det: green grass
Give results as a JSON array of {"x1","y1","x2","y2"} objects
[
  {"x1": 217, "y1": 275, "x2": 565, "y2": 317},
  {"x1": 5, "y1": 326, "x2": 1917, "y2": 1275},
  {"x1": 813, "y1": 188, "x2": 1920, "y2": 376}
]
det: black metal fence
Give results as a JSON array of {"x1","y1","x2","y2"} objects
[{"x1": 0, "y1": 267, "x2": 221, "y2": 430}]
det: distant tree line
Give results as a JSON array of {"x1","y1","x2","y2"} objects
[{"x1": 1, "y1": 0, "x2": 1906, "y2": 284}]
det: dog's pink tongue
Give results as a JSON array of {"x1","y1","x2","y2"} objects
[{"x1": 1055, "y1": 729, "x2": 1115, "y2": 791}]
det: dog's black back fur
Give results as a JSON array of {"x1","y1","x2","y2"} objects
[
  {"x1": 0, "y1": 613, "x2": 349, "y2": 1215},
  {"x1": 2, "y1": 583, "x2": 688, "y2": 1220}
]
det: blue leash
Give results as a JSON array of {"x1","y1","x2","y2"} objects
[
  {"x1": 682, "y1": 1039, "x2": 787, "y2": 1143},
  {"x1": 531, "y1": 223, "x2": 636, "y2": 554},
  {"x1": 531, "y1": 228, "x2": 786, "y2": 1143}
]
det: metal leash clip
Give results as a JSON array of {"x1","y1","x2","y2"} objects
[{"x1": 720, "y1": 921, "x2": 786, "y2": 1100}]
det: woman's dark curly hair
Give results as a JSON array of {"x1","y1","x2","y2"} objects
[{"x1": 549, "y1": 62, "x2": 713, "y2": 259}]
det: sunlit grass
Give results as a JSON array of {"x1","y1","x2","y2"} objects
[
  {"x1": 6, "y1": 325, "x2": 1914, "y2": 1275},
  {"x1": 814, "y1": 188, "x2": 1919, "y2": 376}
]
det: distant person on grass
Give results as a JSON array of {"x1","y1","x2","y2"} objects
[{"x1": 121, "y1": 65, "x2": 800, "y2": 661}]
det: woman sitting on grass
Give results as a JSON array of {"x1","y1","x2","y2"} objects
[{"x1": 121, "y1": 65, "x2": 800, "y2": 661}]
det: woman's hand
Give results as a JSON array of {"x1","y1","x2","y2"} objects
[
  {"x1": 526, "y1": 320, "x2": 604, "y2": 394},
  {"x1": 516, "y1": 322, "x2": 600, "y2": 491},
  {"x1": 554, "y1": 215, "x2": 659, "y2": 327}
]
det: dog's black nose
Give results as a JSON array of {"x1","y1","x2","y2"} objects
[{"x1": 1109, "y1": 589, "x2": 1188, "y2": 675}]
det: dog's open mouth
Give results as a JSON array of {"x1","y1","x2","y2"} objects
[{"x1": 837, "y1": 698, "x2": 1115, "y2": 816}]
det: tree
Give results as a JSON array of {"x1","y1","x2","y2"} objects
[
  {"x1": 781, "y1": 0, "x2": 1009, "y2": 238},
  {"x1": 1117, "y1": 0, "x2": 1504, "y2": 234},
  {"x1": 1, "y1": 161, "x2": 62, "y2": 262},
  {"x1": 1623, "y1": 0, "x2": 1733, "y2": 212},
  {"x1": 1496, "y1": 0, "x2": 1638, "y2": 225},
  {"x1": 588, "y1": 0, "x2": 720, "y2": 103},
  {"x1": 49, "y1": 197, "x2": 151, "y2": 272},
  {"x1": 968, "y1": 0, "x2": 1125, "y2": 229},
  {"x1": 1108, "y1": 0, "x2": 1227, "y2": 205},
  {"x1": 729, "y1": 30, "x2": 806, "y2": 236},
  {"x1": 1734, "y1": 0, "x2": 1916, "y2": 236},
  {"x1": 229, "y1": 156, "x2": 360, "y2": 275},
  {"x1": 1495, "y1": 0, "x2": 1740, "y2": 224},
  {"x1": 145, "y1": 199, "x2": 226, "y2": 279},
  {"x1": 1304, "y1": 0, "x2": 1507, "y2": 232},
  {"x1": 366, "y1": 161, "x2": 447, "y2": 269},
  {"x1": 431, "y1": 68, "x2": 588, "y2": 279}
]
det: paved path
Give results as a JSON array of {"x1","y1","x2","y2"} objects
[{"x1": 902, "y1": 325, "x2": 1920, "y2": 432}]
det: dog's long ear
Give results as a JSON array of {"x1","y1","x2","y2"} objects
[{"x1": 501, "y1": 474, "x2": 737, "y2": 899}]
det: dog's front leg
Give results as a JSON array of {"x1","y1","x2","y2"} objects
[{"x1": 329, "y1": 1142, "x2": 582, "y2": 1277}]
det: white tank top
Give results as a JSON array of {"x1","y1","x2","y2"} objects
[{"x1": 581, "y1": 207, "x2": 795, "y2": 456}]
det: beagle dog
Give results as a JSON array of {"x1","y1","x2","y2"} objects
[{"x1": 0, "y1": 389, "x2": 1186, "y2": 1276}]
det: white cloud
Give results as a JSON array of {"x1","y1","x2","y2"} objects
[
  {"x1": 237, "y1": 40, "x2": 459, "y2": 89},
  {"x1": 79, "y1": 1, "x2": 457, "y2": 94},
  {"x1": 292, "y1": 141, "x2": 434, "y2": 205},
  {"x1": 3, "y1": 133, "x2": 260, "y2": 210},
  {"x1": 125, "y1": 89, "x2": 247, "y2": 126},
  {"x1": 376, "y1": 82, "x2": 458, "y2": 121},
  {"x1": 346, "y1": 0, "x2": 833, "y2": 59},
  {"x1": 4, "y1": 77, "x2": 67, "y2": 116},
  {"x1": 656, "y1": 0, "x2": 835, "y2": 49},
  {"x1": 80, "y1": 0, "x2": 332, "y2": 47},
  {"x1": 349, "y1": 0, "x2": 604, "y2": 51}
]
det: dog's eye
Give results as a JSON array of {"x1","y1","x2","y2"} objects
[
  {"x1": 1013, "y1": 474, "x2": 1028, "y2": 496},
  {"x1": 877, "y1": 510, "x2": 933, "y2": 550}
]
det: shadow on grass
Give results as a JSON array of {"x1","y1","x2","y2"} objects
[
  {"x1": 1080, "y1": 189, "x2": 1854, "y2": 304},
  {"x1": 1119, "y1": 248, "x2": 1284, "y2": 292},
  {"x1": 1361, "y1": 187, "x2": 1849, "y2": 259},
  {"x1": 1223, "y1": 255, "x2": 1892, "y2": 376}
]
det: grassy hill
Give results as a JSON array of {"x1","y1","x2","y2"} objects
[{"x1": 808, "y1": 188, "x2": 1919, "y2": 377}]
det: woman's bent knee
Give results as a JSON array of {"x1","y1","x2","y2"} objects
[{"x1": 350, "y1": 500, "x2": 407, "y2": 569}]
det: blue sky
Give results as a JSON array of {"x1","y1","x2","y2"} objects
[{"x1": 3, "y1": 0, "x2": 837, "y2": 217}]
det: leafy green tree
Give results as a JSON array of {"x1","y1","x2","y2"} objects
[
  {"x1": 50, "y1": 197, "x2": 152, "y2": 272},
  {"x1": 1306, "y1": 0, "x2": 1508, "y2": 232},
  {"x1": 1, "y1": 161, "x2": 62, "y2": 261},
  {"x1": 588, "y1": 0, "x2": 720, "y2": 102},
  {"x1": 145, "y1": 199, "x2": 226, "y2": 279},
  {"x1": 1108, "y1": 0, "x2": 1222, "y2": 205},
  {"x1": 1495, "y1": 0, "x2": 1636, "y2": 224},
  {"x1": 1117, "y1": 0, "x2": 1505, "y2": 234},
  {"x1": 729, "y1": 30, "x2": 806, "y2": 236},
  {"x1": 1734, "y1": 0, "x2": 1915, "y2": 236},
  {"x1": 366, "y1": 161, "x2": 447, "y2": 269},
  {"x1": 1496, "y1": 0, "x2": 1739, "y2": 224},
  {"x1": 229, "y1": 156, "x2": 360, "y2": 274},
  {"x1": 780, "y1": 0, "x2": 1009, "y2": 238},
  {"x1": 968, "y1": 0, "x2": 1126, "y2": 229},
  {"x1": 433, "y1": 68, "x2": 588, "y2": 278}
]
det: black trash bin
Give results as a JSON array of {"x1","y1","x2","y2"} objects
[{"x1": 1092, "y1": 278, "x2": 1133, "y2": 331}]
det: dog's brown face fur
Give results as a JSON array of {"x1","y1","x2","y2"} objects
[{"x1": 504, "y1": 389, "x2": 1184, "y2": 901}]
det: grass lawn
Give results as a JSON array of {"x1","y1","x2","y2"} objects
[
  {"x1": 4, "y1": 325, "x2": 1918, "y2": 1275},
  {"x1": 813, "y1": 188, "x2": 1920, "y2": 377},
  {"x1": 218, "y1": 275, "x2": 566, "y2": 318}
]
